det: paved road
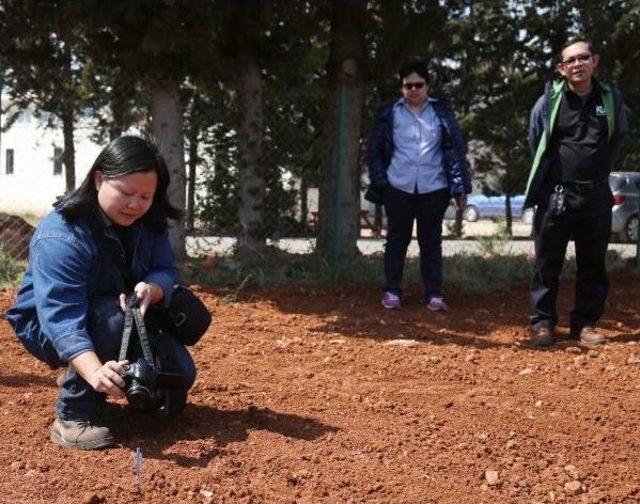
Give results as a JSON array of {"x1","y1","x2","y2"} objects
[{"x1": 187, "y1": 220, "x2": 637, "y2": 258}]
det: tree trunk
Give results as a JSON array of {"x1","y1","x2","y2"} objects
[
  {"x1": 186, "y1": 96, "x2": 199, "y2": 233},
  {"x1": 316, "y1": 0, "x2": 365, "y2": 265},
  {"x1": 61, "y1": 105, "x2": 76, "y2": 194},
  {"x1": 453, "y1": 208, "x2": 464, "y2": 238},
  {"x1": 150, "y1": 81, "x2": 187, "y2": 260},
  {"x1": 505, "y1": 193, "x2": 513, "y2": 237},
  {"x1": 109, "y1": 86, "x2": 125, "y2": 141},
  {"x1": 235, "y1": 53, "x2": 266, "y2": 257},
  {"x1": 300, "y1": 175, "x2": 309, "y2": 229},
  {"x1": 374, "y1": 203, "x2": 382, "y2": 236}
]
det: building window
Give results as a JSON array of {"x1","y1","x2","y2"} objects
[
  {"x1": 53, "y1": 147, "x2": 63, "y2": 175},
  {"x1": 6, "y1": 149, "x2": 14, "y2": 175}
]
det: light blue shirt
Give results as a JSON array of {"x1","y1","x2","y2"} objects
[{"x1": 387, "y1": 98, "x2": 448, "y2": 194}]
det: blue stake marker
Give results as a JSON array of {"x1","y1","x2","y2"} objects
[{"x1": 134, "y1": 447, "x2": 143, "y2": 491}]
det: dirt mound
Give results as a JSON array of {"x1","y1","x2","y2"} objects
[
  {"x1": 0, "y1": 213, "x2": 34, "y2": 260},
  {"x1": 1, "y1": 270, "x2": 640, "y2": 503}
]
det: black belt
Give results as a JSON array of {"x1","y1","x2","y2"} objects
[{"x1": 561, "y1": 179, "x2": 607, "y2": 191}]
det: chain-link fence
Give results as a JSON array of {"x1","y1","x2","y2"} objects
[{"x1": 1, "y1": 94, "x2": 636, "y2": 267}]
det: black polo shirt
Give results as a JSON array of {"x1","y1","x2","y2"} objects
[{"x1": 549, "y1": 81, "x2": 610, "y2": 183}]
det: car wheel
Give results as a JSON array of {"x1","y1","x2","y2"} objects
[
  {"x1": 464, "y1": 205, "x2": 479, "y2": 222},
  {"x1": 522, "y1": 208, "x2": 535, "y2": 225},
  {"x1": 624, "y1": 214, "x2": 638, "y2": 243}
]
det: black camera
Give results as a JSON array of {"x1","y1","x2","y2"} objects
[
  {"x1": 119, "y1": 293, "x2": 188, "y2": 415},
  {"x1": 121, "y1": 358, "x2": 157, "y2": 410},
  {"x1": 121, "y1": 357, "x2": 185, "y2": 412}
]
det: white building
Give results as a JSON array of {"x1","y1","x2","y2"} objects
[{"x1": 0, "y1": 99, "x2": 103, "y2": 217}]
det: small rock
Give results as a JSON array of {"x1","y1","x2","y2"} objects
[
  {"x1": 368, "y1": 483, "x2": 383, "y2": 493},
  {"x1": 534, "y1": 400, "x2": 543, "y2": 407},
  {"x1": 564, "y1": 480, "x2": 583, "y2": 495},
  {"x1": 485, "y1": 469, "x2": 500, "y2": 486},
  {"x1": 81, "y1": 493, "x2": 103, "y2": 504},
  {"x1": 383, "y1": 339, "x2": 419, "y2": 347},
  {"x1": 275, "y1": 338, "x2": 289, "y2": 348},
  {"x1": 565, "y1": 346, "x2": 582, "y2": 354},
  {"x1": 429, "y1": 356, "x2": 441, "y2": 364},
  {"x1": 587, "y1": 349, "x2": 599, "y2": 358},
  {"x1": 564, "y1": 464, "x2": 579, "y2": 479},
  {"x1": 518, "y1": 367, "x2": 533, "y2": 376},
  {"x1": 627, "y1": 354, "x2": 640, "y2": 364}
]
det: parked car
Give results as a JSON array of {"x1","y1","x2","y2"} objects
[
  {"x1": 449, "y1": 194, "x2": 534, "y2": 224},
  {"x1": 610, "y1": 171, "x2": 640, "y2": 243}
]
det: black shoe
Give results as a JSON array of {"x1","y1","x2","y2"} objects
[{"x1": 531, "y1": 326, "x2": 555, "y2": 347}]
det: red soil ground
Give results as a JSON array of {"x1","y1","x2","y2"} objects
[{"x1": 1, "y1": 271, "x2": 640, "y2": 504}]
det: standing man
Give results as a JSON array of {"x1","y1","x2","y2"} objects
[
  {"x1": 365, "y1": 59, "x2": 471, "y2": 311},
  {"x1": 525, "y1": 38, "x2": 628, "y2": 346}
]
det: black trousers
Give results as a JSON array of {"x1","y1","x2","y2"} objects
[
  {"x1": 530, "y1": 184, "x2": 613, "y2": 331},
  {"x1": 382, "y1": 186, "x2": 450, "y2": 300}
]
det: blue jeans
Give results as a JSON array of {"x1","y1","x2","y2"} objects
[{"x1": 55, "y1": 296, "x2": 196, "y2": 421}]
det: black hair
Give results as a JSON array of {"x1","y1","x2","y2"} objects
[
  {"x1": 56, "y1": 136, "x2": 183, "y2": 230},
  {"x1": 398, "y1": 59, "x2": 431, "y2": 84},
  {"x1": 558, "y1": 37, "x2": 598, "y2": 63}
]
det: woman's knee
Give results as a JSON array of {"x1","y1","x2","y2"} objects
[{"x1": 86, "y1": 296, "x2": 124, "y2": 359}]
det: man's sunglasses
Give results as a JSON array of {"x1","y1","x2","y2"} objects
[
  {"x1": 561, "y1": 53, "x2": 592, "y2": 66},
  {"x1": 403, "y1": 82, "x2": 426, "y2": 90}
]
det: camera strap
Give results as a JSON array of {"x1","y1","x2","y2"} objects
[{"x1": 119, "y1": 293, "x2": 155, "y2": 367}]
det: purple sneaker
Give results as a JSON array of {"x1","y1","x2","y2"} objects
[
  {"x1": 381, "y1": 292, "x2": 400, "y2": 309},
  {"x1": 426, "y1": 296, "x2": 448, "y2": 312}
]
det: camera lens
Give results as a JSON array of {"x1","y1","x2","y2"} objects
[{"x1": 126, "y1": 383, "x2": 154, "y2": 411}]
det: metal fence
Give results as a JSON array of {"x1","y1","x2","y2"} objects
[
  {"x1": 0, "y1": 93, "x2": 561, "y2": 264},
  {"x1": 3, "y1": 94, "x2": 636, "y2": 266}
]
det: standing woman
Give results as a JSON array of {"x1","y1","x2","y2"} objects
[
  {"x1": 365, "y1": 59, "x2": 471, "y2": 311},
  {"x1": 7, "y1": 136, "x2": 196, "y2": 450}
]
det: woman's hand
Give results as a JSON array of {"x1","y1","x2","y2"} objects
[
  {"x1": 88, "y1": 360, "x2": 129, "y2": 397},
  {"x1": 119, "y1": 282, "x2": 163, "y2": 316}
]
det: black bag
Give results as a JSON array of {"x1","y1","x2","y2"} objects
[
  {"x1": 364, "y1": 185, "x2": 385, "y2": 205},
  {"x1": 162, "y1": 286, "x2": 212, "y2": 346}
]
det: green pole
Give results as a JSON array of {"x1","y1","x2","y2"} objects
[{"x1": 331, "y1": 85, "x2": 347, "y2": 273}]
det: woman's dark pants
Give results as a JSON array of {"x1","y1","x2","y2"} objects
[
  {"x1": 55, "y1": 296, "x2": 196, "y2": 421},
  {"x1": 382, "y1": 186, "x2": 450, "y2": 300}
]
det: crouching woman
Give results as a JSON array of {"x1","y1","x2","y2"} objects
[{"x1": 6, "y1": 136, "x2": 196, "y2": 450}]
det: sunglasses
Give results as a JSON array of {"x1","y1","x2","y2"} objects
[
  {"x1": 561, "y1": 53, "x2": 592, "y2": 66},
  {"x1": 403, "y1": 82, "x2": 426, "y2": 90}
]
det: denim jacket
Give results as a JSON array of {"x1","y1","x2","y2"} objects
[
  {"x1": 365, "y1": 97, "x2": 472, "y2": 204},
  {"x1": 6, "y1": 208, "x2": 178, "y2": 365}
]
